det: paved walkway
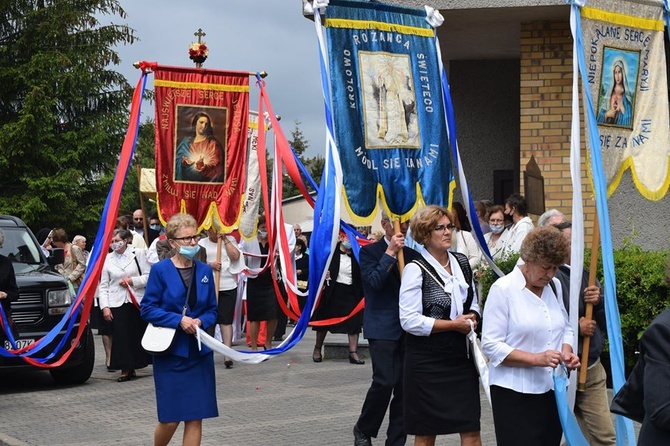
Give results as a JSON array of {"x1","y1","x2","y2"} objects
[{"x1": 0, "y1": 327, "x2": 626, "y2": 445}]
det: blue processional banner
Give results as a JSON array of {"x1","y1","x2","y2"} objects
[
  {"x1": 325, "y1": 1, "x2": 453, "y2": 222},
  {"x1": 581, "y1": 1, "x2": 670, "y2": 200}
]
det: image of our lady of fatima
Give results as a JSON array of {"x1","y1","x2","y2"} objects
[
  {"x1": 174, "y1": 105, "x2": 228, "y2": 184},
  {"x1": 361, "y1": 51, "x2": 420, "y2": 149}
]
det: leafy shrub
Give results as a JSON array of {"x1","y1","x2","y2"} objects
[
  {"x1": 477, "y1": 244, "x2": 670, "y2": 369},
  {"x1": 477, "y1": 252, "x2": 520, "y2": 306},
  {"x1": 594, "y1": 244, "x2": 669, "y2": 368}
]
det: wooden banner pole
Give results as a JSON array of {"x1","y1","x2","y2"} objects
[{"x1": 578, "y1": 213, "x2": 600, "y2": 391}]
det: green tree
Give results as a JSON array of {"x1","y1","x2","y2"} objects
[
  {"x1": 283, "y1": 120, "x2": 309, "y2": 198},
  {"x1": 0, "y1": 0, "x2": 136, "y2": 237}
]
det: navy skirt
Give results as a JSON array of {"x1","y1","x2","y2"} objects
[{"x1": 153, "y1": 343, "x2": 218, "y2": 423}]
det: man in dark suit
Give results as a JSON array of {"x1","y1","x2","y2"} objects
[
  {"x1": 552, "y1": 222, "x2": 615, "y2": 445},
  {"x1": 353, "y1": 215, "x2": 418, "y2": 446},
  {"x1": 613, "y1": 305, "x2": 670, "y2": 445}
]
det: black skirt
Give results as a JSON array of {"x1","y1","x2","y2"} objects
[
  {"x1": 109, "y1": 302, "x2": 150, "y2": 370},
  {"x1": 246, "y1": 276, "x2": 277, "y2": 322},
  {"x1": 403, "y1": 331, "x2": 481, "y2": 435},
  {"x1": 311, "y1": 282, "x2": 363, "y2": 334}
]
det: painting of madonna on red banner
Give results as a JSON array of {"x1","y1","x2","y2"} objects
[{"x1": 174, "y1": 106, "x2": 227, "y2": 184}]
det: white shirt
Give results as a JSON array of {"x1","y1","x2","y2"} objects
[
  {"x1": 499, "y1": 216, "x2": 534, "y2": 255},
  {"x1": 450, "y1": 229, "x2": 481, "y2": 269},
  {"x1": 198, "y1": 236, "x2": 243, "y2": 291},
  {"x1": 336, "y1": 253, "x2": 353, "y2": 285},
  {"x1": 399, "y1": 248, "x2": 480, "y2": 337},
  {"x1": 98, "y1": 248, "x2": 151, "y2": 309},
  {"x1": 483, "y1": 228, "x2": 510, "y2": 261},
  {"x1": 482, "y1": 266, "x2": 574, "y2": 394}
]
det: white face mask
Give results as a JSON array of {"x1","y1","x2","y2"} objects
[
  {"x1": 110, "y1": 240, "x2": 125, "y2": 252},
  {"x1": 490, "y1": 224, "x2": 505, "y2": 234}
]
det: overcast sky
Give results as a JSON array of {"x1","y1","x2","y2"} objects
[{"x1": 111, "y1": 0, "x2": 325, "y2": 158}]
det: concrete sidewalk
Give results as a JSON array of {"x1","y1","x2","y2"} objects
[{"x1": 0, "y1": 326, "x2": 627, "y2": 445}]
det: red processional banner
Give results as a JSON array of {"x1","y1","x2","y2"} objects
[{"x1": 153, "y1": 65, "x2": 250, "y2": 230}]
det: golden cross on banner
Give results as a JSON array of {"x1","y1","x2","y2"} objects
[
  {"x1": 194, "y1": 28, "x2": 206, "y2": 44},
  {"x1": 190, "y1": 28, "x2": 208, "y2": 68}
]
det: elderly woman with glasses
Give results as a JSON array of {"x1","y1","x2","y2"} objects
[
  {"x1": 399, "y1": 205, "x2": 482, "y2": 446},
  {"x1": 141, "y1": 213, "x2": 218, "y2": 446},
  {"x1": 482, "y1": 226, "x2": 580, "y2": 446}
]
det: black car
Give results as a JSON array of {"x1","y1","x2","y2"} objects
[{"x1": 0, "y1": 215, "x2": 94, "y2": 384}]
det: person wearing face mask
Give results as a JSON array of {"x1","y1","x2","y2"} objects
[
  {"x1": 241, "y1": 216, "x2": 279, "y2": 351},
  {"x1": 483, "y1": 205, "x2": 511, "y2": 261},
  {"x1": 310, "y1": 233, "x2": 366, "y2": 365},
  {"x1": 499, "y1": 193, "x2": 535, "y2": 258},
  {"x1": 141, "y1": 213, "x2": 219, "y2": 446},
  {"x1": 99, "y1": 229, "x2": 152, "y2": 382}
]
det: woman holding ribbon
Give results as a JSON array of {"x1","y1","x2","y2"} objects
[
  {"x1": 311, "y1": 234, "x2": 365, "y2": 364},
  {"x1": 141, "y1": 213, "x2": 218, "y2": 446},
  {"x1": 99, "y1": 228, "x2": 151, "y2": 382},
  {"x1": 482, "y1": 226, "x2": 580, "y2": 445}
]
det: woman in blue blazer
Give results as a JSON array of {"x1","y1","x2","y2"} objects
[{"x1": 141, "y1": 213, "x2": 218, "y2": 446}]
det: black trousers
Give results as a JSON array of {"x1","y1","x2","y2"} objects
[
  {"x1": 356, "y1": 337, "x2": 406, "y2": 446},
  {"x1": 490, "y1": 385, "x2": 562, "y2": 446}
]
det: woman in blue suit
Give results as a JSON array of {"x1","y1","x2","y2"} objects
[{"x1": 141, "y1": 213, "x2": 218, "y2": 446}]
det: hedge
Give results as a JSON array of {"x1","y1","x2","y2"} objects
[{"x1": 477, "y1": 244, "x2": 670, "y2": 369}]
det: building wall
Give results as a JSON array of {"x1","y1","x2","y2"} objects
[
  {"x1": 519, "y1": 21, "x2": 593, "y2": 230},
  {"x1": 450, "y1": 59, "x2": 520, "y2": 203},
  {"x1": 520, "y1": 21, "x2": 670, "y2": 250}
]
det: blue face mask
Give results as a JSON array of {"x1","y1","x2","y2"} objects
[
  {"x1": 490, "y1": 224, "x2": 505, "y2": 234},
  {"x1": 258, "y1": 230, "x2": 268, "y2": 239},
  {"x1": 150, "y1": 224, "x2": 161, "y2": 231},
  {"x1": 341, "y1": 240, "x2": 352, "y2": 250},
  {"x1": 179, "y1": 245, "x2": 200, "y2": 260}
]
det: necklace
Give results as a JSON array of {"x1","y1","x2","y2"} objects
[{"x1": 441, "y1": 258, "x2": 450, "y2": 268}]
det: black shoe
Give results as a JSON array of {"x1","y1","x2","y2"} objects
[
  {"x1": 312, "y1": 346, "x2": 322, "y2": 363},
  {"x1": 117, "y1": 374, "x2": 133, "y2": 382},
  {"x1": 273, "y1": 336, "x2": 283, "y2": 341},
  {"x1": 349, "y1": 351, "x2": 365, "y2": 365},
  {"x1": 224, "y1": 360, "x2": 233, "y2": 369},
  {"x1": 353, "y1": 424, "x2": 372, "y2": 446}
]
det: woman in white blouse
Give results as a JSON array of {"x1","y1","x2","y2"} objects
[
  {"x1": 482, "y1": 226, "x2": 580, "y2": 446},
  {"x1": 100, "y1": 229, "x2": 152, "y2": 382},
  {"x1": 482, "y1": 205, "x2": 510, "y2": 261},
  {"x1": 399, "y1": 205, "x2": 481, "y2": 446}
]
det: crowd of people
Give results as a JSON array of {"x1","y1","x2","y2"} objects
[{"x1": 16, "y1": 193, "x2": 665, "y2": 446}]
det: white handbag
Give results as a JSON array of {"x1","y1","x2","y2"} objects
[
  {"x1": 142, "y1": 264, "x2": 194, "y2": 355},
  {"x1": 141, "y1": 324, "x2": 177, "y2": 355},
  {"x1": 467, "y1": 320, "x2": 491, "y2": 404}
]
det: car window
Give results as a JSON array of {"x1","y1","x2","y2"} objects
[{"x1": 0, "y1": 228, "x2": 42, "y2": 264}]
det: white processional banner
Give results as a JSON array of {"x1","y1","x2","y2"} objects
[{"x1": 581, "y1": 1, "x2": 670, "y2": 199}]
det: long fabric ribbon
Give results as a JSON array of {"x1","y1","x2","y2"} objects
[
  {"x1": 570, "y1": 4, "x2": 636, "y2": 444},
  {"x1": 554, "y1": 367, "x2": 589, "y2": 446},
  {"x1": 0, "y1": 71, "x2": 148, "y2": 366}
]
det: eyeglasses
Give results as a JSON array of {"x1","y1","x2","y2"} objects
[
  {"x1": 172, "y1": 235, "x2": 199, "y2": 243},
  {"x1": 134, "y1": 217, "x2": 143, "y2": 221},
  {"x1": 434, "y1": 224, "x2": 456, "y2": 232},
  {"x1": 489, "y1": 219, "x2": 504, "y2": 224}
]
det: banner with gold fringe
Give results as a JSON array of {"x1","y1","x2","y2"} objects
[
  {"x1": 324, "y1": 0, "x2": 453, "y2": 222},
  {"x1": 153, "y1": 65, "x2": 250, "y2": 229},
  {"x1": 581, "y1": 1, "x2": 670, "y2": 199}
]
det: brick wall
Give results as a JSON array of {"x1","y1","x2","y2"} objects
[{"x1": 520, "y1": 21, "x2": 596, "y2": 238}]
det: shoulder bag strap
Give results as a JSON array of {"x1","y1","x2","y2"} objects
[
  {"x1": 451, "y1": 252, "x2": 474, "y2": 312},
  {"x1": 411, "y1": 259, "x2": 445, "y2": 289}
]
